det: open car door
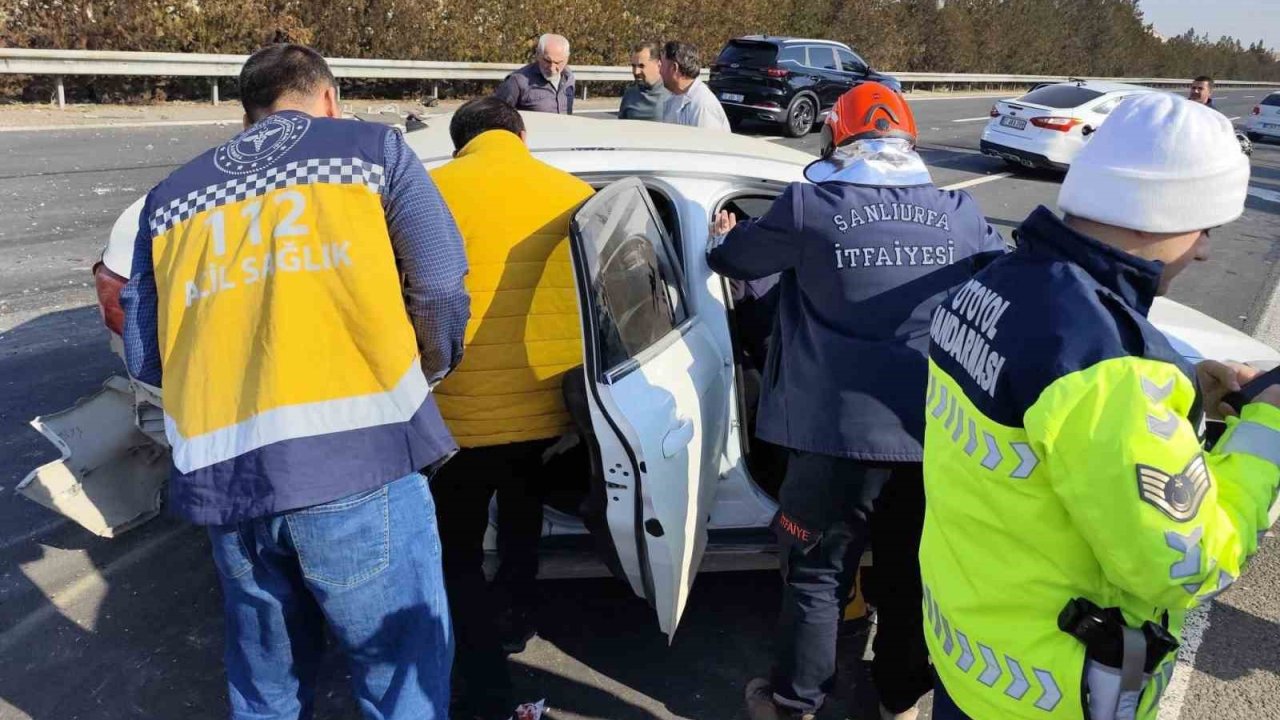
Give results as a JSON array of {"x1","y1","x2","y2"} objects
[{"x1": 569, "y1": 177, "x2": 731, "y2": 638}]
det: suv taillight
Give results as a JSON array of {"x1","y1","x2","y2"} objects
[
  {"x1": 765, "y1": 66, "x2": 790, "y2": 78},
  {"x1": 990, "y1": 105, "x2": 999, "y2": 117},
  {"x1": 1031, "y1": 116, "x2": 1083, "y2": 132},
  {"x1": 94, "y1": 262, "x2": 127, "y2": 335},
  {"x1": 1252, "y1": 105, "x2": 1261, "y2": 115}
]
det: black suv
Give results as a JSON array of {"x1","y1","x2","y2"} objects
[{"x1": 708, "y1": 36, "x2": 901, "y2": 137}]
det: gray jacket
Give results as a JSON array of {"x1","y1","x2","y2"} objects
[
  {"x1": 494, "y1": 64, "x2": 575, "y2": 114},
  {"x1": 619, "y1": 80, "x2": 670, "y2": 121}
]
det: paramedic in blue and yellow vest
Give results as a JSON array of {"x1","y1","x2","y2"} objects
[
  {"x1": 427, "y1": 97, "x2": 595, "y2": 720},
  {"x1": 922, "y1": 93, "x2": 1280, "y2": 720},
  {"x1": 120, "y1": 44, "x2": 469, "y2": 720}
]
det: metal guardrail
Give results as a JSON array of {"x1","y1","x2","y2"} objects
[{"x1": 3, "y1": 48, "x2": 1278, "y2": 108}]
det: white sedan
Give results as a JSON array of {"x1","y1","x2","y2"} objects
[
  {"x1": 1245, "y1": 90, "x2": 1280, "y2": 141},
  {"x1": 981, "y1": 80, "x2": 1153, "y2": 171},
  {"x1": 19, "y1": 112, "x2": 1280, "y2": 638}
]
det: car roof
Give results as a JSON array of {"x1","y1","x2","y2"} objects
[
  {"x1": 1043, "y1": 80, "x2": 1154, "y2": 95},
  {"x1": 731, "y1": 35, "x2": 849, "y2": 49},
  {"x1": 404, "y1": 111, "x2": 815, "y2": 170}
]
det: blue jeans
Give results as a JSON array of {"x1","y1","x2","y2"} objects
[{"x1": 207, "y1": 472, "x2": 453, "y2": 720}]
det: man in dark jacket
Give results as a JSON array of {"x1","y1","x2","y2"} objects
[
  {"x1": 619, "y1": 41, "x2": 670, "y2": 121},
  {"x1": 709, "y1": 83, "x2": 1006, "y2": 720},
  {"x1": 494, "y1": 33, "x2": 575, "y2": 114}
]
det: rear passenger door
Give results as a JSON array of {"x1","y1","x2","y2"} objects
[
  {"x1": 568, "y1": 177, "x2": 731, "y2": 638},
  {"x1": 806, "y1": 45, "x2": 846, "y2": 111}
]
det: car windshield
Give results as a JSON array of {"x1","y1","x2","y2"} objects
[
  {"x1": 1015, "y1": 85, "x2": 1105, "y2": 108},
  {"x1": 717, "y1": 41, "x2": 778, "y2": 67},
  {"x1": 1263, "y1": 94, "x2": 1280, "y2": 107}
]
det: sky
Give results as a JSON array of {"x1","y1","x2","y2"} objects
[{"x1": 1139, "y1": 0, "x2": 1280, "y2": 51}]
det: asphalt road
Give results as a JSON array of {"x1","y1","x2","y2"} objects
[{"x1": 1, "y1": 90, "x2": 1277, "y2": 720}]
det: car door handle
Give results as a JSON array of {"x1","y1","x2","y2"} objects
[{"x1": 662, "y1": 418, "x2": 695, "y2": 458}]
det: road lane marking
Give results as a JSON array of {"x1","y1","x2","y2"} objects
[
  {"x1": 942, "y1": 171, "x2": 1015, "y2": 191},
  {"x1": 1248, "y1": 186, "x2": 1280, "y2": 204},
  {"x1": 1229, "y1": 116, "x2": 1241, "y2": 121},
  {"x1": 952, "y1": 117, "x2": 992, "y2": 123}
]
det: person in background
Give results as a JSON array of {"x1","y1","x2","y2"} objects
[
  {"x1": 709, "y1": 83, "x2": 1006, "y2": 720},
  {"x1": 660, "y1": 40, "x2": 731, "y2": 131},
  {"x1": 1188, "y1": 75, "x2": 1218, "y2": 110},
  {"x1": 121, "y1": 43, "x2": 468, "y2": 719},
  {"x1": 428, "y1": 96, "x2": 594, "y2": 720},
  {"x1": 922, "y1": 93, "x2": 1278, "y2": 720},
  {"x1": 494, "y1": 33, "x2": 575, "y2": 114},
  {"x1": 619, "y1": 41, "x2": 670, "y2": 121}
]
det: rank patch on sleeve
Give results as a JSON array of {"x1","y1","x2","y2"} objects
[{"x1": 1136, "y1": 454, "x2": 1211, "y2": 522}]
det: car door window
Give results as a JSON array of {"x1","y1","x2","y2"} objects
[
  {"x1": 573, "y1": 180, "x2": 688, "y2": 374},
  {"x1": 1093, "y1": 96, "x2": 1125, "y2": 115},
  {"x1": 777, "y1": 45, "x2": 806, "y2": 67},
  {"x1": 807, "y1": 46, "x2": 839, "y2": 71},
  {"x1": 835, "y1": 48, "x2": 866, "y2": 74}
]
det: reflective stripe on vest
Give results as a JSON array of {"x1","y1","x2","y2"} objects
[{"x1": 924, "y1": 583, "x2": 1064, "y2": 713}]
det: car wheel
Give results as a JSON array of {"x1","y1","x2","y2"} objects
[
  {"x1": 783, "y1": 97, "x2": 816, "y2": 138},
  {"x1": 1247, "y1": 132, "x2": 1261, "y2": 143},
  {"x1": 1003, "y1": 158, "x2": 1026, "y2": 171},
  {"x1": 728, "y1": 116, "x2": 743, "y2": 133}
]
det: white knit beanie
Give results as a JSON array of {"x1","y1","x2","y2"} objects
[{"x1": 1058, "y1": 92, "x2": 1250, "y2": 234}]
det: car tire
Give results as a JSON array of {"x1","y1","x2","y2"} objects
[
  {"x1": 783, "y1": 96, "x2": 816, "y2": 138},
  {"x1": 1247, "y1": 132, "x2": 1261, "y2": 143},
  {"x1": 1003, "y1": 158, "x2": 1026, "y2": 171},
  {"x1": 728, "y1": 116, "x2": 743, "y2": 133}
]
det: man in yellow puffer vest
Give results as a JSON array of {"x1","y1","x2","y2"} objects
[{"x1": 428, "y1": 96, "x2": 593, "y2": 719}]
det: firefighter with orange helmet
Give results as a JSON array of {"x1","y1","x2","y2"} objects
[{"x1": 708, "y1": 82, "x2": 1007, "y2": 720}]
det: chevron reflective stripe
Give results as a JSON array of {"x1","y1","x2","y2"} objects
[
  {"x1": 924, "y1": 583, "x2": 1063, "y2": 713},
  {"x1": 946, "y1": 394, "x2": 959, "y2": 430},
  {"x1": 933, "y1": 383, "x2": 950, "y2": 419},
  {"x1": 981, "y1": 431, "x2": 1003, "y2": 470},
  {"x1": 1032, "y1": 668, "x2": 1063, "y2": 711},
  {"x1": 1141, "y1": 377, "x2": 1174, "y2": 403},
  {"x1": 1005, "y1": 655, "x2": 1030, "y2": 700},
  {"x1": 964, "y1": 418, "x2": 979, "y2": 455},
  {"x1": 1010, "y1": 442, "x2": 1039, "y2": 478},
  {"x1": 1165, "y1": 527, "x2": 1204, "y2": 581},
  {"x1": 953, "y1": 406, "x2": 967, "y2": 442},
  {"x1": 977, "y1": 643, "x2": 1002, "y2": 686},
  {"x1": 927, "y1": 373, "x2": 938, "y2": 410},
  {"x1": 954, "y1": 629, "x2": 976, "y2": 671},
  {"x1": 1221, "y1": 421, "x2": 1280, "y2": 466},
  {"x1": 1193, "y1": 568, "x2": 1237, "y2": 604}
]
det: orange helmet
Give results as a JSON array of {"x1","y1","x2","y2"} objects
[{"x1": 821, "y1": 81, "x2": 917, "y2": 157}]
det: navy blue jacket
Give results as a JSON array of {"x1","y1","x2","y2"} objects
[
  {"x1": 932, "y1": 206, "x2": 1199, "y2": 429},
  {"x1": 708, "y1": 181, "x2": 1005, "y2": 461}
]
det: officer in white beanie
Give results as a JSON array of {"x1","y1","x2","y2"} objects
[{"x1": 921, "y1": 91, "x2": 1280, "y2": 720}]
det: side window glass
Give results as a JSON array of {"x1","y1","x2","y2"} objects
[
  {"x1": 778, "y1": 46, "x2": 806, "y2": 66},
  {"x1": 836, "y1": 49, "x2": 866, "y2": 74},
  {"x1": 807, "y1": 46, "x2": 839, "y2": 71},
  {"x1": 574, "y1": 181, "x2": 688, "y2": 371},
  {"x1": 1094, "y1": 97, "x2": 1123, "y2": 115}
]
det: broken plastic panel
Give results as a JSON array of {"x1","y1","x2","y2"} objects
[{"x1": 17, "y1": 376, "x2": 169, "y2": 538}]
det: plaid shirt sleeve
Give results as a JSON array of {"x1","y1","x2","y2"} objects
[
  {"x1": 381, "y1": 129, "x2": 470, "y2": 383},
  {"x1": 120, "y1": 192, "x2": 163, "y2": 388}
]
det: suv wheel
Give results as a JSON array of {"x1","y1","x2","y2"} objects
[{"x1": 783, "y1": 96, "x2": 816, "y2": 138}]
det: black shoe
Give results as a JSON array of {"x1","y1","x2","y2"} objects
[{"x1": 497, "y1": 606, "x2": 537, "y2": 654}]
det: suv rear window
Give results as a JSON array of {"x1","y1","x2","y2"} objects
[
  {"x1": 1263, "y1": 94, "x2": 1280, "y2": 107},
  {"x1": 717, "y1": 41, "x2": 778, "y2": 68},
  {"x1": 1016, "y1": 85, "x2": 1105, "y2": 109}
]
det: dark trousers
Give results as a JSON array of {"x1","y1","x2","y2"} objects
[
  {"x1": 931, "y1": 680, "x2": 973, "y2": 720},
  {"x1": 770, "y1": 451, "x2": 932, "y2": 714},
  {"x1": 432, "y1": 440, "x2": 553, "y2": 719}
]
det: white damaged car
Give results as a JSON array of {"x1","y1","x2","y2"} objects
[{"x1": 19, "y1": 112, "x2": 1280, "y2": 637}]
